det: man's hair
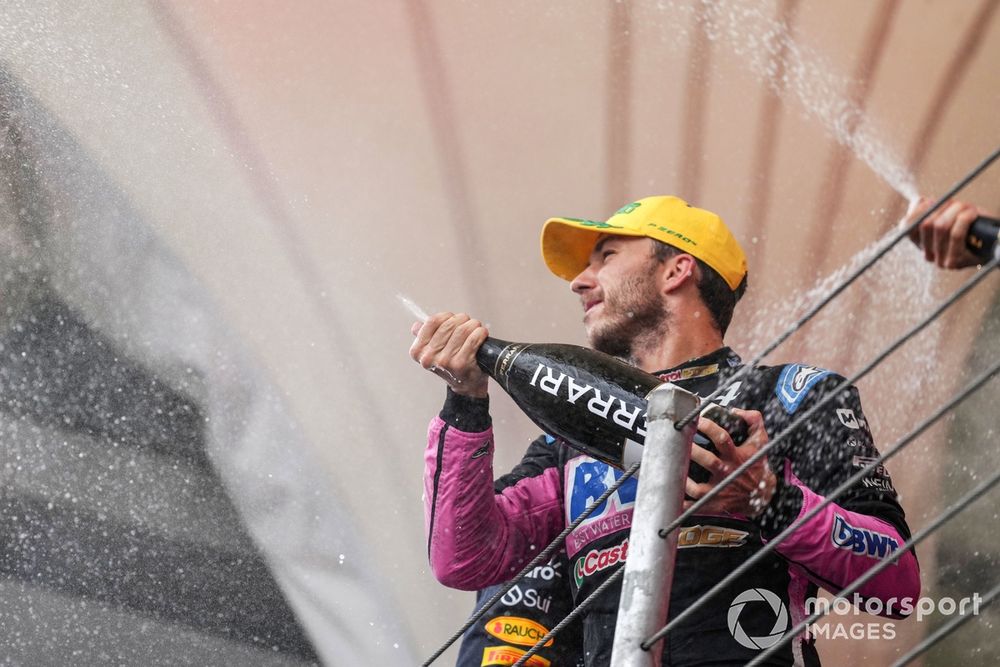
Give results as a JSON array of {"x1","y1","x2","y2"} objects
[{"x1": 651, "y1": 240, "x2": 748, "y2": 335}]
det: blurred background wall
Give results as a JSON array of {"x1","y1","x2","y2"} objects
[{"x1": 0, "y1": 1, "x2": 997, "y2": 664}]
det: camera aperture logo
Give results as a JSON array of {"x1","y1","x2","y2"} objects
[
  {"x1": 727, "y1": 589, "x2": 986, "y2": 649},
  {"x1": 727, "y1": 588, "x2": 789, "y2": 650}
]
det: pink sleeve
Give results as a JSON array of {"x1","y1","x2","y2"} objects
[
  {"x1": 423, "y1": 416, "x2": 564, "y2": 591},
  {"x1": 771, "y1": 468, "x2": 921, "y2": 617}
]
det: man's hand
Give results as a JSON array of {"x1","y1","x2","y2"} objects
[
  {"x1": 409, "y1": 312, "x2": 490, "y2": 398},
  {"x1": 685, "y1": 408, "x2": 776, "y2": 518},
  {"x1": 906, "y1": 196, "x2": 986, "y2": 269}
]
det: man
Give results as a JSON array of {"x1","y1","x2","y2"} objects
[{"x1": 412, "y1": 196, "x2": 920, "y2": 666}]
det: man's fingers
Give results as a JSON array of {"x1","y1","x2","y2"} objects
[
  {"x1": 690, "y1": 437, "x2": 730, "y2": 477},
  {"x1": 905, "y1": 196, "x2": 933, "y2": 246},
  {"x1": 443, "y1": 318, "x2": 483, "y2": 358},
  {"x1": 427, "y1": 313, "x2": 470, "y2": 353},
  {"x1": 409, "y1": 311, "x2": 457, "y2": 365},
  {"x1": 729, "y1": 407, "x2": 766, "y2": 436},
  {"x1": 944, "y1": 204, "x2": 980, "y2": 269},
  {"x1": 412, "y1": 312, "x2": 452, "y2": 350},
  {"x1": 919, "y1": 217, "x2": 936, "y2": 263},
  {"x1": 696, "y1": 416, "x2": 738, "y2": 462},
  {"x1": 685, "y1": 477, "x2": 711, "y2": 500},
  {"x1": 457, "y1": 322, "x2": 489, "y2": 364},
  {"x1": 932, "y1": 202, "x2": 963, "y2": 268}
]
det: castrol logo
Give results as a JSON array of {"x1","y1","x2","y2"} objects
[{"x1": 574, "y1": 539, "x2": 628, "y2": 587}]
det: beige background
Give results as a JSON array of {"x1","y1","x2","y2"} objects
[{"x1": 1, "y1": 1, "x2": 999, "y2": 664}]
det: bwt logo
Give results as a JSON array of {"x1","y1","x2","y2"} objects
[{"x1": 831, "y1": 515, "x2": 899, "y2": 561}]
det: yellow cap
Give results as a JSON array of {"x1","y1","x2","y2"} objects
[{"x1": 541, "y1": 195, "x2": 748, "y2": 290}]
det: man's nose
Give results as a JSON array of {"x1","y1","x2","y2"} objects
[{"x1": 570, "y1": 266, "x2": 595, "y2": 294}]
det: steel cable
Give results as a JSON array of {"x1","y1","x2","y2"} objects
[
  {"x1": 746, "y1": 465, "x2": 1000, "y2": 666},
  {"x1": 643, "y1": 354, "x2": 1000, "y2": 649},
  {"x1": 641, "y1": 256, "x2": 1000, "y2": 649},
  {"x1": 674, "y1": 143, "x2": 1000, "y2": 430},
  {"x1": 518, "y1": 353, "x2": 1000, "y2": 666},
  {"x1": 891, "y1": 581, "x2": 1000, "y2": 666},
  {"x1": 512, "y1": 243, "x2": 1000, "y2": 666},
  {"x1": 429, "y1": 147, "x2": 1000, "y2": 664}
]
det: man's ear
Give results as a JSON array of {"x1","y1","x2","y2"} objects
[{"x1": 661, "y1": 254, "x2": 698, "y2": 294}]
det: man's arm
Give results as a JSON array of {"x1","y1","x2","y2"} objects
[
  {"x1": 423, "y1": 392, "x2": 564, "y2": 590},
  {"x1": 413, "y1": 313, "x2": 565, "y2": 591},
  {"x1": 759, "y1": 375, "x2": 921, "y2": 616}
]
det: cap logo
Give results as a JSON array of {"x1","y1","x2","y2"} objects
[
  {"x1": 614, "y1": 202, "x2": 641, "y2": 215},
  {"x1": 646, "y1": 222, "x2": 697, "y2": 246},
  {"x1": 576, "y1": 219, "x2": 624, "y2": 230}
]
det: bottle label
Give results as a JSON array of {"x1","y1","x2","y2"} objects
[
  {"x1": 495, "y1": 343, "x2": 528, "y2": 385},
  {"x1": 527, "y1": 362, "x2": 648, "y2": 439}
]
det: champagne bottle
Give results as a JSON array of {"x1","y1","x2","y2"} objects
[
  {"x1": 476, "y1": 338, "x2": 747, "y2": 474},
  {"x1": 967, "y1": 216, "x2": 1000, "y2": 262}
]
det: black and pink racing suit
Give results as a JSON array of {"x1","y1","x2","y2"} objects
[{"x1": 426, "y1": 347, "x2": 920, "y2": 666}]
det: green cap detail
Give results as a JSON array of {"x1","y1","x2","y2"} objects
[
  {"x1": 646, "y1": 222, "x2": 697, "y2": 246},
  {"x1": 614, "y1": 202, "x2": 641, "y2": 215},
  {"x1": 575, "y1": 219, "x2": 623, "y2": 229}
]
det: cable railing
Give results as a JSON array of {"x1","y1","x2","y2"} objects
[
  {"x1": 673, "y1": 143, "x2": 1000, "y2": 430},
  {"x1": 422, "y1": 146, "x2": 1000, "y2": 666},
  {"x1": 512, "y1": 254, "x2": 999, "y2": 666},
  {"x1": 890, "y1": 581, "x2": 1000, "y2": 666},
  {"x1": 746, "y1": 464, "x2": 1000, "y2": 665},
  {"x1": 641, "y1": 254, "x2": 1000, "y2": 650}
]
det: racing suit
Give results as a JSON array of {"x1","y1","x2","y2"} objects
[
  {"x1": 424, "y1": 347, "x2": 920, "y2": 666},
  {"x1": 455, "y1": 552, "x2": 584, "y2": 667}
]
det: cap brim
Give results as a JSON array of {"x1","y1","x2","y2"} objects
[{"x1": 541, "y1": 217, "x2": 646, "y2": 281}]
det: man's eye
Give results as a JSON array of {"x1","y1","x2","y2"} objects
[{"x1": 602, "y1": 249, "x2": 615, "y2": 260}]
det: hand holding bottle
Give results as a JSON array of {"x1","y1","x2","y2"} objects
[
  {"x1": 906, "y1": 196, "x2": 999, "y2": 269},
  {"x1": 686, "y1": 408, "x2": 776, "y2": 517},
  {"x1": 410, "y1": 312, "x2": 490, "y2": 399}
]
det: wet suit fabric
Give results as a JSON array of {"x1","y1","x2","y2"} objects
[{"x1": 427, "y1": 348, "x2": 919, "y2": 666}]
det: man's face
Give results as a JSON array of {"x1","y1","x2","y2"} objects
[{"x1": 569, "y1": 235, "x2": 669, "y2": 358}]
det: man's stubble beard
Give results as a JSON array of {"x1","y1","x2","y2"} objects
[{"x1": 586, "y1": 271, "x2": 670, "y2": 363}]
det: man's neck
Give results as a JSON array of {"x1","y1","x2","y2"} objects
[{"x1": 628, "y1": 311, "x2": 725, "y2": 373}]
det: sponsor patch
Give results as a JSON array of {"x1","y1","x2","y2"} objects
[
  {"x1": 776, "y1": 364, "x2": 832, "y2": 414},
  {"x1": 484, "y1": 617, "x2": 553, "y2": 648},
  {"x1": 500, "y1": 585, "x2": 553, "y2": 614},
  {"x1": 574, "y1": 539, "x2": 628, "y2": 587},
  {"x1": 862, "y1": 477, "x2": 894, "y2": 491},
  {"x1": 656, "y1": 363, "x2": 720, "y2": 383},
  {"x1": 677, "y1": 525, "x2": 749, "y2": 548},
  {"x1": 852, "y1": 455, "x2": 889, "y2": 478},
  {"x1": 836, "y1": 408, "x2": 866, "y2": 430},
  {"x1": 831, "y1": 515, "x2": 899, "y2": 562},
  {"x1": 481, "y1": 645, "x2": 551, "y2": 667},
  {"x1": 565, "y1": 458, "x2": 636, "y2": 556}
]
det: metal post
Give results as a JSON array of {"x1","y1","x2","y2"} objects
[{"x1": 610, "y1": 383, "x2": 698, "y2": 666}]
